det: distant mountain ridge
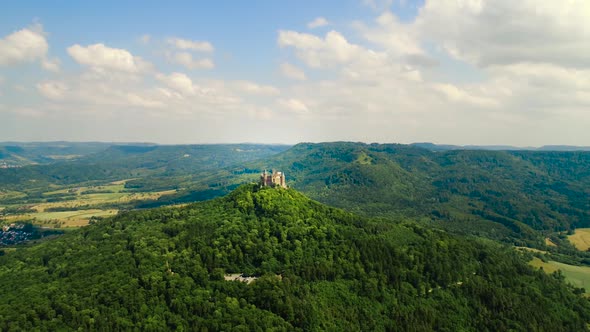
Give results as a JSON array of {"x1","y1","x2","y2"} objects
[
  {"x1": 411, "y1": 142, "x2": 590, "y2": 151},
  {"x1": 2, "y1": 141, "x2": 589, "y2": 246},
  {"x1": 145, "y1": 142, "x2": 589, "y2": 246}
]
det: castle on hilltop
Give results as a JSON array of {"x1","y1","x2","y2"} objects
[{"x1": 260, "y1": 170, "x2": 287, "y2": 188}]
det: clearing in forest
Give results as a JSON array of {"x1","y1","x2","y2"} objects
[
  {"x1": 568, "y1": 228, "x2": 590, "y2": 251},
  {"x1": 530, "y1": 257, "x2": 590, "y2": 292}
]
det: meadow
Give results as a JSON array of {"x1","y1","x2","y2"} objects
[
  {"x1": 568, "y1": 228, "x2": 590, "y2": 251},
  {"x1": 0, "y1": 180, "x2": 177, "y2": 228},
  {"x1": 530, "y1": 257, "x2": 590, "y2": 291}
]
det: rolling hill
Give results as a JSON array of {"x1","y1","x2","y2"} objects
[{"x1": 0, "y1": 185, "x2": 588, "y2": 330}]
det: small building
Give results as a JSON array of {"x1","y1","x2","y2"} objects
[{"x1": 260, "y1": 170, "x2": 287, "y2": 188}]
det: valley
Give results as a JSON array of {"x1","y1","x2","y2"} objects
[{"x1": 1, "y1": 141, "x2": 590, "y2": 330}]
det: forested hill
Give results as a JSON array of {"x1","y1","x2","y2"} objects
[
  {"x1": 0, "y1": 144, "x2": 289, "y2": 189},
  {"x1": 205, "y1": 142, "x2": 588, "y2": 244},
  {"x1": 1, "y1": 185, "x2": 589, "y2": 330}
]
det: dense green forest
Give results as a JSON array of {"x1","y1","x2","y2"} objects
[
  {"x1": 138, "y1": 142, "x2": 589, "y2": 246},
  {"x1": 0, "y1": 144, "x2": 288, "y2": 191},
  {"x1": 1, "y1": 185, "x2": 589, "y2": 331},
  {"x1": 2, "y1": 142, "x2": 589, "y2": 247}
]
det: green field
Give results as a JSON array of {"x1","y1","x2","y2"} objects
[
  {"x1": 568, "y1": 228, "x2": 590, "y2": 251},
  {"x1": 530, "y1": 257, "x2": 590, "y2": 290},
  {"x1": 5, "y1": 209, "x2": 118, "y2": 227},
  {"x1": 1, "y1": 180, "x2": 177, "y2": 228}
]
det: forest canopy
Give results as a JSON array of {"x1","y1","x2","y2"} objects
[{"x1": 0, "y1": 184, "x2": 588, "y2": 331}]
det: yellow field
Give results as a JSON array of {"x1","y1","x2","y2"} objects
[
  {"x1": 545, "y1": 237, "x2": 557, "y2": 247},
  {"x1": 1, "y1": 180, "x2": 177, "y2": 228},
  {"x1": 568, "y1": 228, "x2": 590, "y2": 251},
  {"x1": 4, "y1": 209, "x2": 118, "y2": 227},
  {"x1": 109, "y1": 179, "x2": 135, "y2": 185},
  {"x1": 43, "y1": 183, "x2": 126, "y2": 196},
  {"x1": 515, "y1": 246, "x2": 547, "y2": 254},
  {"x1": 0, "y1": 190, "x2": 26, "y2": 200},
  {"x1": 32, "y1": 189, "x2": 176, "y2": 212}
]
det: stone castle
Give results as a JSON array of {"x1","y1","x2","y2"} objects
[{"x1": 260, "y1": 170, "x2": 287, "y2": 188}]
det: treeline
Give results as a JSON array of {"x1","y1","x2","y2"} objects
[
  {"x1": 0, "y1": 144, "x2": 289, "y2": 191},
  {"x1": 0, "y1": 185, "x2": 588, "y2": 330},
  {"x1": 192, "y1": 142, "x2": 589, "y2": 245}
]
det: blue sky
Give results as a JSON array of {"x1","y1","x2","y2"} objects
[{"x1": 1, "y1": 1, "x2": 589, "y2": 145}]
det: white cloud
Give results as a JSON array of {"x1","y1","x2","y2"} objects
[
  {"x1": 156, "y1": 72, "x2": 198, "y2": 95},
  {"x1": 307, "y1": 17, "x2": 329, "y2": 29},
  {"x1": 414, "y1": 0, "x2": 590, "y2": 68},
  {"x1": 167, "y1": 37, "x2": 214, "y2": 52},
  {"x1": 433, "y1": 83, "x2": 498, "y2": 108},
  {"x1": 6, "y1": 2, "x2": 590, "y2": 145},
  {"x1": 67, "y1": 43, "x2": 152, "y2": 73},
  {"x1": 278, "y1": 98, "x2": 309, "y2": 114},
  {"x1": 278, "y1": 30, "x2": 363, "y2": 68},
  {"x1": 37, "y1": 81, "x2": 69, "y2": 100},
  {"x1": 0, "y1": 24, "x2": 59, "y2": 71},
  {"x1": 42, "y1": 57, "x2": 60, "y2": 72},
  {"x1": 0, "y1": 24, "x2": 48, "y2": 65},
  {"x1": 232, "y1": 81, "x2": 280, "y2": 95},
  {"x1": 357, "y1": 12, "x2": 424, "y2": 57},
  {"x1": 280, "y1": 62, "x2": 306, "y2": 80},
  {"x1": 170, "y1": 51, "x2": 214, "y2": 70}
]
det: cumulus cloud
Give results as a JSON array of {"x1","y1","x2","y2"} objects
[
  {"x1": 167, "y1": 37, "x2": 214, "y2": 52},
  {"x1": 278, "y1": 30, "x2": 363, "y2": 68},
  {"x1": 37, "y1": 81, "x2": 69, "y2": 100},
  {"x1": 42, "y1": 57, "x2": 60, "y2": 72},
  {"x1": 0, "y1": 24, "x2": 47, "y2": 65},
  {"x1": 156, "y1": 72, "x2": 199, "y2": 95},
  {"x1": 67, "y1": 43, "x2": 152, "y2": 73},
  {"x1": 278, "y1": 98, "x2": 309, "y2": 114},
  {"x1": 0, "y1": 24, "x2": 59, "y2": 71},
  {"x1": 414, "y1": 0, "x2": 590, "y2": 68},
  {"x1": 280, "y1": 62, "x2": 306, "y2": 80},
  {"x1": 307, "y1": 17, "x2": 329, "y2": 29},
  {"x1": 169, "y1": 52, "x2": 214, "y2": 70},
  {"x1": 8, "y1": 1, "x2": 590, "y2": 145},
  {"x1": 358, "y1": 12, "x2": 424, "y2": 57},
  {"x1": 270, "y1": 3, "x2": 590, "y2": 144},
  {"x1": 232, "y1": 81, "x2": 280, "y2": 96}
]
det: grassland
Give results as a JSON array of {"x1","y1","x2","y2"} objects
[
  {"x1": 568, "y1": 228, "x2": 590, "y2": 251},
  {"x1": 545, "y1": 237, "x2": 557, "y2": 247},
  {"x1": 0, "y1": 180, "x2": 177, "y2": 228},
  {"x1": 530, "y1": 257, "x2": 590, "y2": 291},
  {"x1": 4, "y1": 209, "x2": 118, "y2": 227}
]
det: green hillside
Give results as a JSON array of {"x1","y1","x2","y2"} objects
[
  {"x1": 0, "y1": 144, "x2": 289, "y2": 191},
  {"x1": 0, "y1": 142, "x2": 115, "y2": 166},
  {"x1": 0, "y1": 185, "x2": 588, "y2": 330},
  {"x1": 156, "y1": 142, "x2": 588, "y2": 245},
  {"x1": 2, "y1": 141, "x2": 589, "y2": 247}
]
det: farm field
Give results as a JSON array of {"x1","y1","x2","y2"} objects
[
  {"x1": 530, "y1": 257, "x2": 590, "y2": 291},
  {"x1": 568, "y1": 228, "x2": 590, "y2": 251},
  {"x1": 4, "y1": 209, "x2": 118, "y2": 227},
  {"x1": 0, "y1": 180, "x2": 177, "y2": 228}
]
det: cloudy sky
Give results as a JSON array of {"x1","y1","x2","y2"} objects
[{"x1": 1, "y1": 0, "x2": 589, "y2": 146}]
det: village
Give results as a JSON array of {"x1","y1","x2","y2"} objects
[{"x1": 0, "y1": 223, "x2": 33, "y2": 246}]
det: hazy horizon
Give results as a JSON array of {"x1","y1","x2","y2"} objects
[
  {"x1": 2, "y1": 140, "x2": 590, "y2": 151},
  {"x1": 2, "y1": 1, "x2": 590, "y2": 146}
]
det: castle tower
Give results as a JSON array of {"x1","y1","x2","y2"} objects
[{"x1": 260, "y1": 170, "x2": 287, "y2": 188}]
